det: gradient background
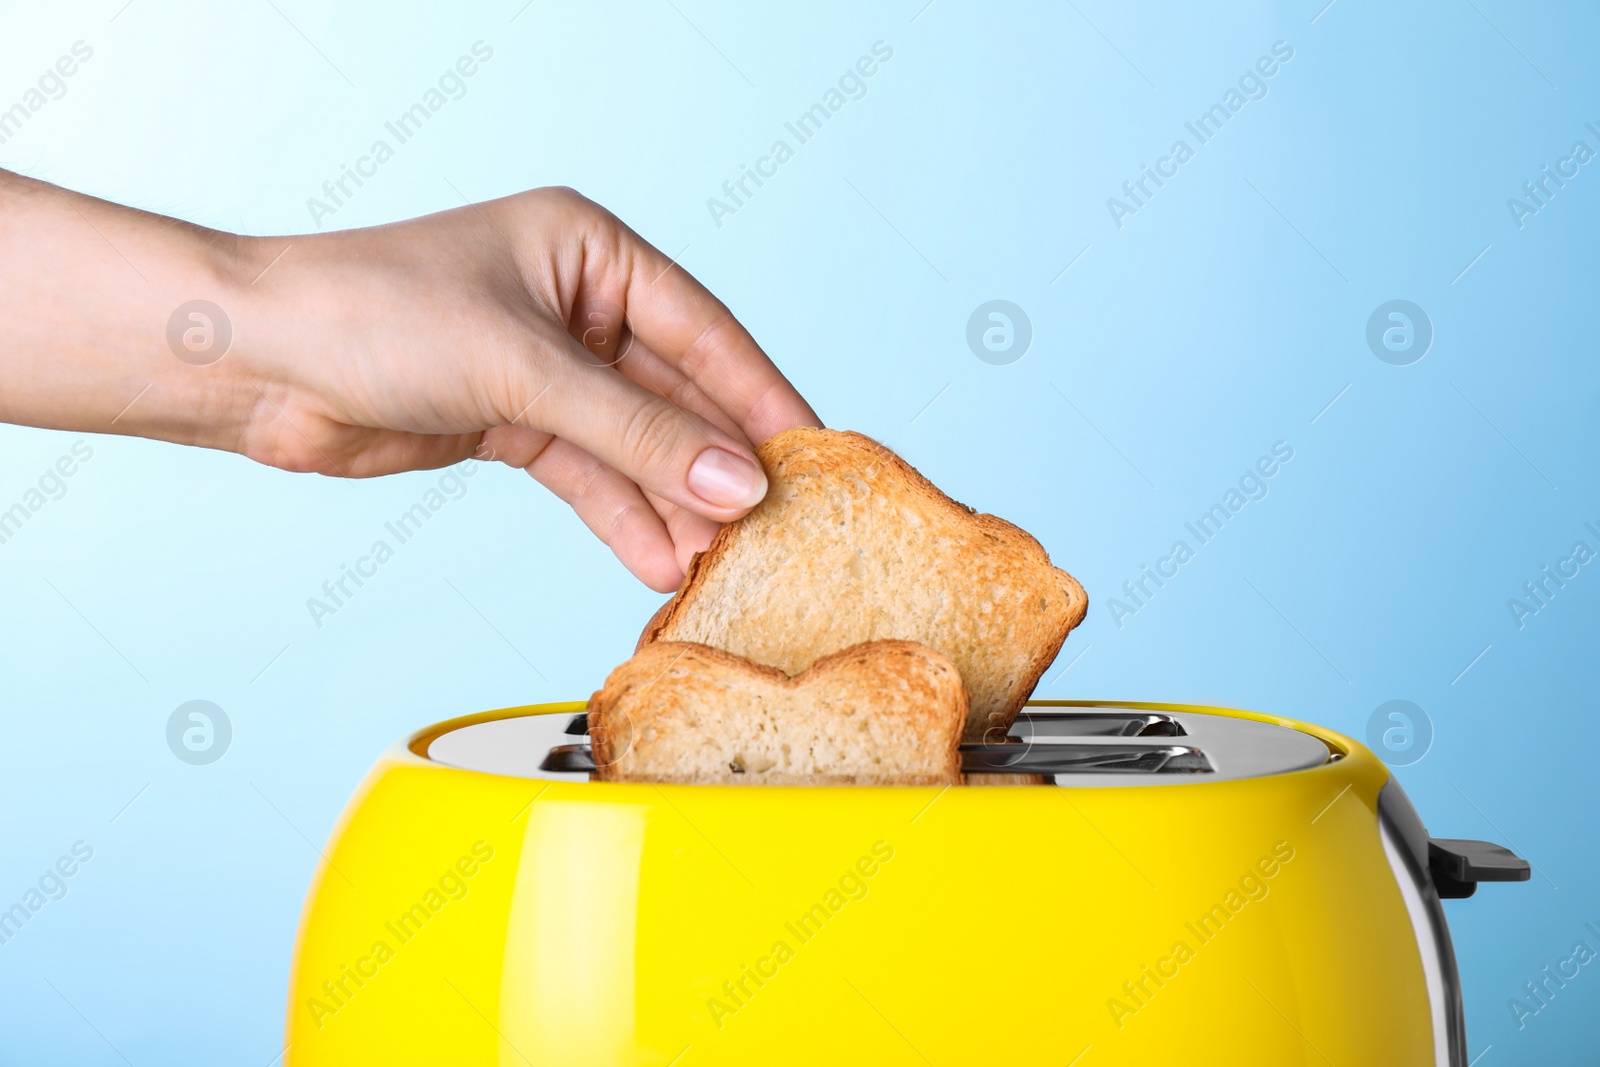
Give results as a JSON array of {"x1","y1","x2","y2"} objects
[{"x1": 1, "y1": 1, "x2": 1597, "y2": 1063}]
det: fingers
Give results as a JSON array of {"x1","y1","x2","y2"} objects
[
  {"x1": 475, "y1": 424, "x2": 718, "y2": 576},
  {"x1": 585, "y1": 209, "x2": 822, "y2": 444},
  {"x1": 492, "y1": 419, "x2": 716, "y2": 581},
  {"x1": 333, "y1": 417, "x2": 717, "y2": 588},
  {"x1": 507, "y1": 318, "x2": 771, "y2": 524},
  {"x1": 589, "y1": 326, "x2": 744, "y2": 440},
  {"x1": 521, "y1": 436, "x2": 687, "y2": 593},
  {"x1": 642, "y1": 489, "x2": 721, "y2": 574},
  {"x1": 565, "y1": 298, "x2": 746, "y2": 439},
  {"x1": 479, "y1": 423, "x2": 555, "y2": 469}
]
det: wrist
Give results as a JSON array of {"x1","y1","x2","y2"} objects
[
  {"x1": 158, "y1": 231, "x2": 278, "y2": 453},
  {"x1": 127, "y1": 225, "x2": 277, "y2": 455},
  {"x1": 0, "y1": 170, "x2": 269, "y2": 453}
]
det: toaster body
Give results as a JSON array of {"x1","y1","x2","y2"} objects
[{"x1": 284, "y1": 701, "x2": 1523, "y2": 1066}]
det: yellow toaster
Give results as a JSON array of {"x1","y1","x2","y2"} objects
[{"x1": 283, "y1": 700, "x2": 1527, "y2": 1065}]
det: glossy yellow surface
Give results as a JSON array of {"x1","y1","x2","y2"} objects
[{"x1": 285, "y1": 700, "x2": 1430, "y2": 1066}]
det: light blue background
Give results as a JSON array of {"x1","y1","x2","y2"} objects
[{"x1": 1, "y1": 1, "x2": 1597, "y2": 1063}]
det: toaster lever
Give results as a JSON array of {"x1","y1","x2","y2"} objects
[{"x1": 1426, "y1": 837, "x2": 1531, "y2": 899}]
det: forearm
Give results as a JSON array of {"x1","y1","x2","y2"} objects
[{"x1": 0, "y1": 168, "x2": 260, "y2": 449}]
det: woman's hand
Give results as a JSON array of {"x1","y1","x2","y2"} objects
[{"x1": 0, "y1": 174, "x2": 820, "y2": 590}]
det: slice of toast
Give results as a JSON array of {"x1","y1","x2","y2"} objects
[
  {"x1": 639, "y1": 428, "x2": 1088, "y2": 742},
  {"x1": 589, "y1": 640, "x2": 965, "y2": 785}
]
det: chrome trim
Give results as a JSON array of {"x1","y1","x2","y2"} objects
[{"x1": 1378, "y1": 778, "x2": 1466, "y2": 1067}]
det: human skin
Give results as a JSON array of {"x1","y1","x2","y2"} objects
[{"x1": 0, "y1": 169, "x2": 820, "y2": 590}]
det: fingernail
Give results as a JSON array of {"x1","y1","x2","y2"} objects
[{"x1": 688, "y1": 447, "x2": 767, "y2": 509}]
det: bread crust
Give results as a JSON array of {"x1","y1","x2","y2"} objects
[
  {"x1": 639, "y1": 428, "x2": 1088, "y2": 740},
  {"x1": 589, "y1": 639, "x2": 966, "y2": 785}
]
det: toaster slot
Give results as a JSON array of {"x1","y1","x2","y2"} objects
[
  {"x1": 565, "y1": 710, "x2": 1186, "y2": 739},
  {"x1": 1010, "y1": 711, "x2": 1185, "y2": 738},
  {"x1": 539, "y1": 741, "x2": 1213, "y2": 776},
  {"x1": 542, "y1": 744, "x2": 599, "y2": 773},
  {"x1": 961, "y1": 742, "x2": 1211, "y2": 775}
]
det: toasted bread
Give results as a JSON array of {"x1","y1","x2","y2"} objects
[
  {"x1": 589, "y1": 640, "x2": 965, "y2": 785},
  {"x1": 639, "y1": 428, "x2": 1088, "y2": 742},
  {"x1": 963, "y1": 773, "x2": 1052, "y2": 786}
]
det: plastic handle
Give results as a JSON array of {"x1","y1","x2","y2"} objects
[{"x1": 1428, "y1": 838, "x2": 1531, "y2": 899}]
